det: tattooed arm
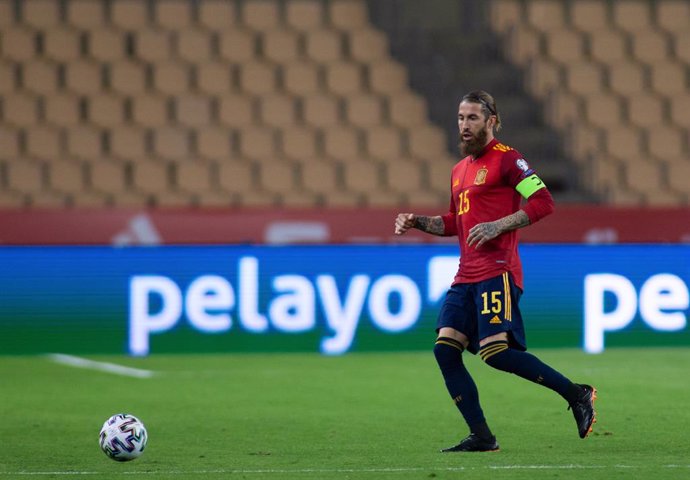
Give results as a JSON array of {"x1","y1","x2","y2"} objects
[
  {"x1": 466, "y1": 210, "x2": 530, "y2": 248},
  {"x1": 394, "y1": 213, "x2": 446, "y2": 236}
]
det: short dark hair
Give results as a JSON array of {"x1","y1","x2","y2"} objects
[{"x1": 461, "y1": 90, "x2": 502, "y2": 131}]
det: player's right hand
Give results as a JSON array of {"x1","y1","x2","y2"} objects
[{"x1": 394, "y1": 213, "x2": 415, "y2": 235}]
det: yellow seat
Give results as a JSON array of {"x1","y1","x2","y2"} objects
[
  {"x1": 408, "y1": 125, "x2": 447, "y2": 158},
  {"x1": 667, "y1": 160, "x2": 690, "y2": 194},
  {"x1": 525, "y1": 0, "x2": 565, "y2": 32},
  {"x1": 133, "y1": 30, "x2": 172, "y2": 62},
  {"x1": 589, "y1": 30, "x2": 627, "y2": 64},
  {"x1": 283, "y1": 62, "x2": 321, "y2": 96},
  {"x1": 342, "y1": 159, "x2": 381, "y2": 194},
  {"x1": 646, "y1": 127, "x2": 684, "y2": 159},
  {"x1": 175, "y1": 162, "x2": 214, "y2": 193},
  {"x1": 605, "y1": 126, "x2": 644, "y2": 160},
  {"x1": 612, "y1": 1, "x2": 652, "y2": 33},
  {"x1": 131, "y1": 161, "x2": 170, "y2": 194},
  {"x1": 257, "y1": 161, "x2": 297, "y2": 194},
  {"x1": 26, "y1": 127, "x2": 61, "y2": 162},
  {"x1": 237, "y1": 127, "x2": 277, "y2": 160},
  {"x1": 196, "y1": 127, "x2": 234, "y2": 161},
  {"x1": 565, "y1": 62, "x2": 605, "y2": 95},
  {"x1": 0, "y1": 61, "x2": 15, "y2": 93},
  {"x1": 110, "y1": 127, "x2": 147, "y2": 161},
  {"x1": 608, "y1": 62, "x2": 646, "y2": 95},
  {"x1": 305, "y1": 29, "x2": 343, "y2": 63},
  {"x1": 219, "y1": 29, "x2": 257, "y2": 63},
  {"x1": 218, "y1": 161, "x2": 256, "y2": 194},
  {"x1": 631, "y1": 30, "x2": 671, "y2": 65},
  {"x1": 368, "y1": 60, "x2": 408, "y2": 95},
  {"x1": 196, "y1": 62, "x2": 234, "y2": 95},
  {"x1": 669, "y1": 96, "x2": 690, "y2": 128},
  {"x1": 366, "y1": 126, "x2": 403, "y2": 161},
  {"x1": 656, "y1": 1, "x2": 690, "y2": 33},
  {"x1": 623, "y1": 158, "x2": 665, "y2": 193},
  {"x1": 488, "y1": 0, "x2": 522, "y2": 35},
  {"x1": 88, "y1": 29, "x2": 126, "y2": 62},
  {"x1": 88, "y1": 95, "x2": 125, "y2": 128},
  {"x1": 44, "y1": 94, "x2": 81, "y2": 127},
  {"x1": 6, "y1": 161, "x2": 44, "y2": 193},
  {"x1": 388, "y1": 93, "x2": 428, "y2": 128},
  {"x1": 263, "y1": 29, "x2": 301, "y2": 64},
  {"x1": 152, "y1": 62, "x2": 190, "y2": 95},
  {"x1": 348, "y1": 29, "x2": 389, "y2": 63},
  {"x1": 281, "y1": 127, "x2": 319, "y2": 160},
  {"x1": 299, "y1": 160, "x2": 341, "y2": 195},
  {"x1": 65, "y1": 61, "x2": 102, "y2": 95},
  {"x1": 111, "y1": 0, "x2": 149, "y2": 31},
  {"x1": 22, "y1": 0, "x2": 60, "y2": 28},
  {"x1": 571, "y1": 1, "x2": 609, "y2": 33},
  {"x1": 90, "y1": 161, "x2": 129, "y2": 194},
  {"x1": 325, "y1": 62, "x2": 363, "y2": 96},
  {"x1": 329, "y1": 0, "x2": 370, "y2": 30},
  {"x1": 302, "y1": 94, "x2": 341, "y2": 128},
  {"x1": 627, "y1": 94, "x2": 664, "y2": 129},
  {"x1": 258, "y1": 94, "x2": 298, "y2": 128},
  {"x1": 3, "y1": 94, "x2": 39, "y2": 127},
  {"x1": 66, "y1": 126, "x2": 103, "y2": 161},
  {"x1": 239, "y1": 62, "x2": 277, "y2": 95},
  {"x1": 110, "y1": 61, "x2": 147, "y2": 95},
  {"x1": 584, "y1": 94, "x2": 624, "y2": 129},
  {"x1": 323, "y1": 127, "x2": 360, "y2": 161},
  {"x1": 218, "y1": 94, "x2": 255, "y2": 128},
  {"x1": 385, "y1": 159, "x2": 424, "y2": 192},
  {"x1": 49, "y1": 162, "x2": 85, "y2": 194},
  {"x1": 545, "y1": 30, "x2": 585, "y2": 64},
  {"x1": 0, "y1": 129, "x2": 20, "y2": 159},
  {"x1": 651, "y1": 62, "x2": 687, "y2": 95},
  {"x1": 1, "y1": 28, "x2": 36, "y2": 62}
]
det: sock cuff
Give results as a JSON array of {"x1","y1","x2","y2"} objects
[
  {"x1": 479, "y1": 340, "x2": 509, "y2": 362},
  {"x1": 435, "y1": 336, "x2": 465, "y2": 352}
]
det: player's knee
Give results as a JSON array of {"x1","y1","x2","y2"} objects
[
  {"x1": 479, "y1": 340, "x2": 513, "y2": 372},
  {"x1": 433, "y1": 337, "x2": 465, "y2": 369}
]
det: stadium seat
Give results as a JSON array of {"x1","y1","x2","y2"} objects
[
  {"x1": 366, "y1": 126, "x2": 404, "y2": 161},
  {"x1": 131, "y1": 95, "x2": 169, "y2": 128},
  {"x1": 218, "y1": 94, "x2": 255, "y2": 128},
  {"x1": 88, "y1": 95, "x2": 125, "y2": 128},
  {"x1": 342, "y1": 159, "x2": 381, "y2": 194},
  {"x1": 3, "y1": 94, "x2": 39, "y2": 127},
  {"x1": 567, "y1": 125, "x2": 602, "y2": 163},
  {"x1": 237, "y1": 126, "x2": 277, "y2": 160},
  {"x1": 257, "y1": 161, "x2": 298, "y2": 195},
  {"x1": 109, "y1": 127, "x2": 148, "y2": 161},
  {"x1": 218, "y1": 29, "x2": 257, "y2": 63},
  {"x1": 299, "y1": 160, "x2": 340, "y2": 194},
  {"x1": 49, "y1": 161, "x2": 85, "y2": 194},
  {"x1": 656, "y1": 1, "x2": 690, "y2": 33},
  {"x1": 583, "y1": 94, "x2": 624, "y2": 129},
  {"x1": 590, "y1": 156, "x2": 622, "y2": 192},
  {"x1": 174, "y1": 95, "x2": 212, "y2": 128},
  {"x1": 544, "y1": 30, "x2": 585, "y2": 64},
  {"x1": 6, "y1": 161, "x2": 45, "y2": 193},
  {"x1": 89, "y1": 161, "x2": 128, "y2": 194},
  {"x1": 283, "y1": 62, "x2": 321, "y2": 96},
  {"x1": 348, "y1": 29, "x2": 389, "y2": 63},
  {"x1": 325, "y1": 61, "x2": 363, "y2": 96},
  {"x1": 302, "y1": 94, "x2": 341, "y2": 128},
  {"x1": 368, "y1": 60, "x2": 408, "y2": 95},
  {"x1": 263, "y1": 29, "x2": 301, "y2": 64},
  {"x1": 321, "y1": 189, "x2": 361, "y2": 207},
  {"x1": 605, "y1": 126, "x2": 644, "y2": 160},
  {"x1": 66, "y1": 126, "x2": 104, "y2": 161},
  {"x1": 650, "y1": 62, "x2": 687, "y2": 95},
  {"x1": 196, "y1": 63, "x2": 234, "y2": 95},
  {"x1": 280, "y1": 126, "x2": 319, "y2": 160},
  {"x1": 669, "y1": 96, "x2": 690, "y2": 128},
  {"x1": 565, "y1": 62, "x2": 605, "y2": 95},
  {"x1": 22, "y1": 0, "x2": 59, "y2": 28},
  {"x1": 323, "y1": 127, "x2": 360, "y2": 161},
  {"x1": 623, "y1": 158, "x2": 665, "y2": 193},
  {"x1": 131, "y1": 160, "x2": 170, "y2": 194},
  {"x1": 647, "y1": 127, "x2": 684, "y2": 159},
  {"x1": 258, "y1": 94, "x2": 298, "y2": 128},
  {"x1": 22, "y1": 60, "x2": 59, "y2": 95},
  {"x1": 196, "y1": 127, "x2": 235, "y2": 161},
  {"x1": 0, "y1": 62, "x2": 15, "y2": 93},
  {"x1": 109, "y1": 61, "x2": 147, "y2": 96},
  {"x1": 408, "y1": 125, "x2": 447, "y2": 158},
  {"x1": 667, "y1": 161, "x2": 690, "y2": 194},
  {"x1": 153, "y1": 62, "x2": 191, "y2": 95},
  {"x1": 1, "y1": 28, "x2": 36, "y2": 61},
  {"x1": 67, "y1": 0, "x2": 106, "y2": 30},
  {"x1": 329, "y1": 0, "x2": 369, "y2": 30},
  {"x1": 525, "y1": 0, "x2": 565, "y2": 32},
  {"x1": 570, "y1": 0, "x2": 609, "y2": 33},
  {"x1": 345, "y1": 94, "x2": 384, "y2": 128},
  {"x1": 0, "y1": 129, "x2": 20, "y2": 159},
  {"x1": 385, "y1": 159, "x2": 425, "y2": 192},
  {"x1": 177, "y1": 30, "x2": 213, "y2": 63},
  {"x1": 239, "y1": 61, "x2": 277, "y2": 95},
  {"x1": 198, "y1": 0, "x2": 236, "y2": 31},
  {"x1": 43, "y1": 29, "x2": 81, "y2": 62},
  {"x1": 526, "y1": 58, "x2": 562, "y2": 99},
  {"x1": 674, "y1": 31, "x2": 690, "y2": 64},
  {"x1": 65, "y1": 61, "x2": 103, "y2": 95},
  {"x1": 364, "y1": 189, "x2": 405, "y2": 208},
  {"x1": 152, "y1": 127, "x2": 191, "y2": 162},
  {"x1": 111, "y1": 0, "x2": 149, "y2": 31},
  {"x1": 44, "y1": 94, "x2": 81, "y2": 127},
  {"x1": 242, "y1": 0, "x2": 280, "y2": 31},
  {"x1": 305, "y1": 29, "x2": 344, "y2": 63},
  {"x1": 589, "y1": 30, "x2": 627, "y2": 64},
  {"x1": 175, "y1": 161, "x2": 214, "y2": 193},
  {"x1": 88, "y1": 29, "x2": 126, "y2": 62},
  {"x1": 612, "y1": 1, "x2": 652, "y2": 33},
  {"x1": 627, "y1": 94, "x2": 664, "y2": 129},
  {"x1": 488, "y1": 0, "x2": 522, "y2": 35},
  {"x1": 155, "y1": 0, "x2": 192, "y2": 30},
  {"x1": 608, "y1": 62, "x2": 646, "y2": 95},
  {"x1": 134, "y1": 30, "x2": 172, "y2": 62},
  {"x1": 388, "y1": 93, "x2": 428, "y2": 128},
  {"x1": 286, "y1": 0, "x2": 324, "y2": 31},
  {"x1": 25, "y1": 126, "x2": 61, "y2": 162},
  {"x1": 218, "y1": 161, "x2": 256, "y2": 194},
  {"x1": 425, "y1": 158, "x2": 455, "y2": 193},
  {"x1": 631, "y1": 30, "x2": 671, "y2": 65}
]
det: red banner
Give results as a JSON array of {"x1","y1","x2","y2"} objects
[{"x1": 1, "y1": 206, "x2": 689, "y2": 245}]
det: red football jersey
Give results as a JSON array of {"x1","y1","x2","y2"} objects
[{"x1": 440, "y1": 138, "x2": 553, "y2": 290}]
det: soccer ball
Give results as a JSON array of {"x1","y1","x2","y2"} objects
[{"x1": 99, "y1": 413, "x2": 148, "y2": 461}]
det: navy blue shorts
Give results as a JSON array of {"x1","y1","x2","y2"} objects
[{"x1": 436, "y1": 272, "x2": 527, "y2": 355}]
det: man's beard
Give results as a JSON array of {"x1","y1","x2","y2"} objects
[{"x1": 459, "y1": 126, "x2": 489, "y2": 158}]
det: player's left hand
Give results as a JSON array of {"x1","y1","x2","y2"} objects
[{"x1": 467, "y1": 221, "x2": 501, "y2": 248}]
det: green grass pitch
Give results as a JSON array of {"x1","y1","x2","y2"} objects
[{"x1": 1, "y1": 348, "x2": 689, "y2": 479}]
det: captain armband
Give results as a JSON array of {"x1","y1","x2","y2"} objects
[{"x1": 515, "y1": 174, "x2": 547, "y2": 199}]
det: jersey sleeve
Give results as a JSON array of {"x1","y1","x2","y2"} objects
[
  {"x1": 501, "y1": 150, "x2": 555, "y2": 224},
  {"x1": 440, "y1": 170, "x2": 458, "y2": 236}
]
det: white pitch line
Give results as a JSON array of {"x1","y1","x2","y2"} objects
[
  {"x1": 47, "y1": 353, "x2": 155, "y2": 379},
  {"x1": 4, "y1": 465, "x2": 690, "y2": 476}
]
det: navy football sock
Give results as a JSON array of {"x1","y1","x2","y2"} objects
[
  {"x1": 434, "y1": 337, "x2": 493, "y2": 437},
  {"x1": 479, "y1": 340, "x2": 573, "y2": 400}
]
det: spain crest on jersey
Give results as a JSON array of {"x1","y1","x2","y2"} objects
[{"x1": 474, "y1": 167, "x2": 488, "y2": 185}]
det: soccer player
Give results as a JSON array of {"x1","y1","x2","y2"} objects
[{"x1": 394, "y1": 90, "x2": 596, "y2": 452}]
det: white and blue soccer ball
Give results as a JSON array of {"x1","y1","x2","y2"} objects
[{"x1": 99, "y1": 413, "x2": 148, "y2": 461}]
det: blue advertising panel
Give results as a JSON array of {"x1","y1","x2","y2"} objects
[{"x1": 0, "y1": 245, "x2": 688, "y2": 355}]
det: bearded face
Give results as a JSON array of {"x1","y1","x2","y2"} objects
[
  {"x1": 459, "y1": 123, "x2": 489, "y2": 158},
  {"x1": 457, "y1": 100, "x2": 494, "y2": 158}
]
